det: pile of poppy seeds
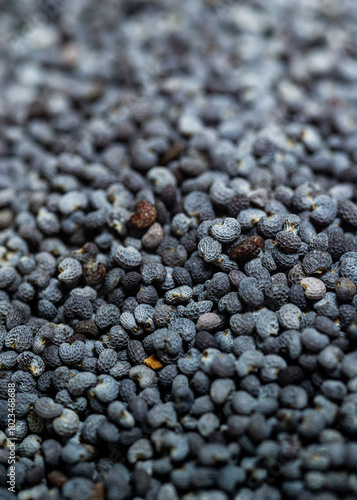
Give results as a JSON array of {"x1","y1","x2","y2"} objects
[{"x1": 2, "y1": 1, "x2": 357, "y2": 499}]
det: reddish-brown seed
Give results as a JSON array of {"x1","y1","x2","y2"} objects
[
  {"x1": 47, "y1": 470, "x2": 68, "y2": 488},
  {"x1": 130, "y1": 201, "x2": 157, "y2": 229},
  {"x1": 229, "y1": 235, "x2": 265, "y2": 261},
  {"x1": 90, "y1": 482, "x2": 106, "y2": 500},
  {"x1": 83, "y1": 260, "x2": 107, "y2": 286}
]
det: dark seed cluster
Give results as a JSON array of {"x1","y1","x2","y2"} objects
[{"x1": 1, "y1": 1, "x2": 357, "y2": 500}]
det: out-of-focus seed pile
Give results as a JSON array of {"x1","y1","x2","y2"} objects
[{"x1": 2, "y1": 0, "x2": 357, "y2": 499}]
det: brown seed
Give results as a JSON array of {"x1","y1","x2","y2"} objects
[
  {"x1": 83, "y1": 260, "x2": 107, "y2": 286},
  {"x1": 90, "y1": 482, "x2": 106, "y2": 500},
  {"x1": 0, "y1": 209, "x2": 14, "y2": 229},
  {"x1": 47, "y1": 470, "x2": 68, "y2": 488},
  {"x1": 143, "y1": 354, "x2": 164, "y2": 370},
  {"x1": 229, "y1": 235, "x2": 265, "y2": 261},
  {"x1": 130, "y1": 201, "x2": 157, "y2": 230},
  {"x1": 61, "y1": 42, "x2": 80, "y2": 66},
  {"x1": 142, "y1": 222, "x2": 164, "y2": 248},
  {"x1": 335, "y1": 277, "x2": 357, "y2": 302},
  {"x1": 161, "y1": 142, "x2": 184, "y2": 164},
  {"x1": 69, "y1": 333, "x2": 87, "y2": 344},
  {"x1": 75, "y1": 320, "x2": 99, "y2": 338}
]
